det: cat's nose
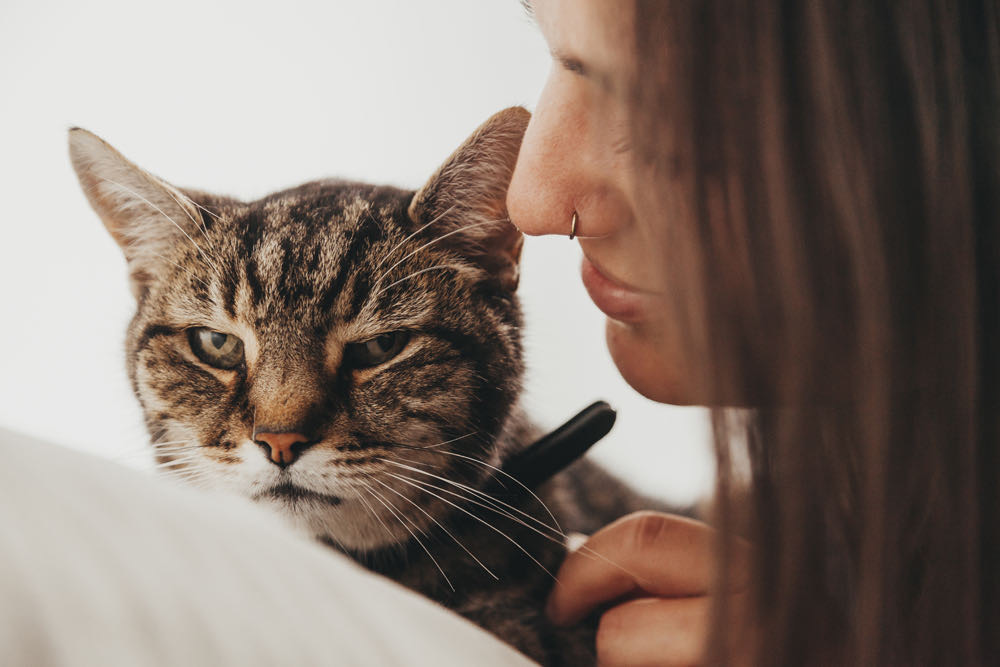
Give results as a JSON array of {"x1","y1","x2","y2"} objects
[{"x1": 253, "y1": 431, "x2": 314, "y2": 467}]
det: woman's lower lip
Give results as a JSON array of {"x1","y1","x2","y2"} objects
[{"x1": 579, "y1": 256, "x2": 648, "y2": 323}]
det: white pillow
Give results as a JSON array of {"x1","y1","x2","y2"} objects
[{"x1": 0, "y1": 427, "x2": 537, "y2": 666}]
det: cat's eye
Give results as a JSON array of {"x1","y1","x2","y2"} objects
[
  {"x1": 345, "y1": 331, "x2": 410, "y2": 368},
  {"x1": 188, "y1": 328, "x2": 245, "y2": 370}
]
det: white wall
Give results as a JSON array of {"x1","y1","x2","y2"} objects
[{"x1": 0, "y1": 0, "x2": 713, "y2": 505}]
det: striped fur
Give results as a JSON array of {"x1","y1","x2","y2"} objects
[{"x1": 69, "y1": 109, "x2": 658, "y2": 665}]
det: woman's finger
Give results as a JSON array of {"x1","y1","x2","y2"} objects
[
  {"x1": 547, "y1": 512, "x2": 748, "y2": 626},
  {"x1": 548, "y1": 512, "x2": 714, "y2": 625},
  {"x1": 596, "y1": 596, "x2": 710, "y2": 667}
]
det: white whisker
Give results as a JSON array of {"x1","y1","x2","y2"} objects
[
  {"x1": 421, "y1": 432, "x2": 477, "y2": 450},
  {"x1": 372, "y1": 203, "x2": 457, "y2": 273},
  {"x1": 385, "y1": 466, "x2": 639, "y2": 582},
  {"x1": 161, "y1": 185, "x2": 212, "y2": 244},
  {"x1": 369, "y1": 477, "x2": 498, "y2": 581},
  {"x1": 384, "y1": 470, "x2": 555, "y2": 581},
  {"x1": 101, "y1": 177, "x2": 220, "y2": 275},
  {"x1": 362, "y1": 484, "x2": 455, "y2": 592},
  {"x1": 383, "y1": 457, "x2": 560, "y2": 536},
  {"x1": 354, "y1": 482, "x2": 400, "y2": 546},
  {"x1": 151, "y1": 444, "x2": 202, "y2": 454},
  {"x1": 190, "y1": 199, "x2": 221, "y2": 221},
  {"x1": 109, "y1": 440, "x2": 193, "y2": 460},
  {"x1": 373, "y1": 218, "x2": 503, "y2": 287},
  {"x1": 150, "y1": 442, "x2": 203, "y2": 453},
  {"x1": 153, "y1": 457, "x2": 203, "y2": 470},
  {"x1": 386, "y1": 466, "x2": 569, "y2": 550},
  {"x1": 371, "y1": 264, "x2": 464, "y2": 300},
  {"x1": 423, "y1": 448, "x2": 562, "y2": 532}
]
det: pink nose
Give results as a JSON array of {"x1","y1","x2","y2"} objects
[{"x1": 253, "y1": 431, "x2": 312, "y2": 467}]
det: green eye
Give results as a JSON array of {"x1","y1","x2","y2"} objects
[
  {"x1": 346, "y1": 331, "x2": 410, "y2": 368},
  {"x1": 188, "y1": 328, "x2": 245, "y2": 369}
]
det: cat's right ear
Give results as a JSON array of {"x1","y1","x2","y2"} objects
[
  {"x1": 68, "y1": 128, "x2": 205, "y2": 298},
  {"x1": 408, "y1": 107, "x2": 530, "y2": 293}
]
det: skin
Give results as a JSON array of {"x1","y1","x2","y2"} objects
[
  {"x1": 507, "y1": 0, "x2": 703, "y2": 406},
  {"x1": 507, "y1": 1, "x2": 749, "y2": 664}
]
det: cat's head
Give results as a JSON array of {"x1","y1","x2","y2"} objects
[{"x1": 70, "y1": 108, "x2": 531, "y2": 550}]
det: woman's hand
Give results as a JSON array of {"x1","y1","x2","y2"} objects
[{"x1": 547, "y1": 512, "x2": 749, "y2": 667}]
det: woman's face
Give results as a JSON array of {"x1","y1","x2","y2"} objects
[{"x1": 508, "y1": 0, "x2": 700, "y2": 405}]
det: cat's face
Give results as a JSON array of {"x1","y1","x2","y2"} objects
[{"x1": 70, "y1": 109, "x2": 531, "y2": 550}]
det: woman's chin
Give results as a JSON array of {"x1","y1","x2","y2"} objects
[{"x1": 605, "y1": 319, "x2": 699, "y2": 405}]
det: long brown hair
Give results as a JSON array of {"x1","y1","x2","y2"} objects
[{"x1": 629, "y1": 1, "x2": 999, "y2": 664}]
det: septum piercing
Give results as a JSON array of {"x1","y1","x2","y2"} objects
[{"x1": 569, "y1": 211, "x2": 578, "y2": 240}]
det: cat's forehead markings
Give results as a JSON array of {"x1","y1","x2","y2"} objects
[
  {"x1": 374, "y1": 202, "x2": 400, "y2": 225},
  {"x1": 343, "y1": 197, "x2": 372, "y2": 221},
  {"x1": 261, "y1": 199, "x2": 292, "y2": 215},
  {"x1": 207, "y1": 275, "x2": 227, "y2": 314},
  {"x1": 233, "y1": 277, "x2": 255, "y2": 325},
  {"x1": 230, "y1": 319, "x2": 261, "y2": 366},
  {"x1": 350, "y1": 279, "x2": 446, "y2": 328}
]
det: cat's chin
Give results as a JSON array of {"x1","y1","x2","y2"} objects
[
  {"x1": 252, "y1": 493, "x2": 412, "y2": 551},
  {"x1": 253, "y1": 481, "x2": 343, "y2": 507}
]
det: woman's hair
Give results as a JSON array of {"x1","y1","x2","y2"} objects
[{"x1": 629, "y1": 1, "x2": 999, "y2": 664}]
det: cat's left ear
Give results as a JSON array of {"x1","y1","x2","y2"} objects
[{"x1": 408, "y1": 106, "x2": 530, "y2": 292}]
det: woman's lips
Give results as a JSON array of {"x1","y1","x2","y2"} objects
[{"x1": 579, "y1": 255, "x2": 651, "y2": 323}]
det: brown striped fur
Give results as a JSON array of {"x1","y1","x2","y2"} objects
[{"x1": 69, "y1": 109, "x2": 660, "y2": 665}]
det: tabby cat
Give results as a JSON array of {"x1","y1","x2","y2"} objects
[{"x1": 69, "y1": 108, "x2": 656, "y2": 666}]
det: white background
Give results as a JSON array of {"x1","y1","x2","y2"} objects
[{"x1": 0, "y1": 0, "x2": 712, "y2": 505}]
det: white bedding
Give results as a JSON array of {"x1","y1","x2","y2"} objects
[{"x1": 0, "y1": 427, "x2": 537, "y2": 666}]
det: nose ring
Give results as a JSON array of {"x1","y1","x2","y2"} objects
[{"x1": 569, "y1": 211, "x2": 578, "y2": 240}]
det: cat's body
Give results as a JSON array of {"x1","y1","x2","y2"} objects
[
  {"x1": 354, "y1": 413, "x2": 652, "y2": 664},
  {"x1": 69, "y1": 109, "x2": 659, "y2": 665}
]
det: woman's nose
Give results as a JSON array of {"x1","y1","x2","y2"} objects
[
  {"x1": 507, "y1": 77, "x2": 578, "y2": 238},
  {"x1": 507, "y1": 72, "x2": 631, "y2": 241}
]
